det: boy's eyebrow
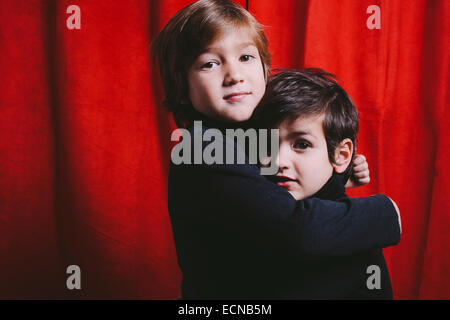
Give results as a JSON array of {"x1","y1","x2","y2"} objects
[
  {"x1": 201, "y1": 42, "x2": 257, "y2": 54},
  {"x1": 287, "y1": 131, "x2": 316, "y2": 139},
  {"x1": 237, "y1": 42, "x2": 258, "y2": 50}
]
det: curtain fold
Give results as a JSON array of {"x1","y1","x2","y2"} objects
[{"x1": 0, "y1": 0, "x2": 448, "y2": 299}]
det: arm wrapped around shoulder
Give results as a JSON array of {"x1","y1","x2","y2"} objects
[
  {"x1": 281, "y1": 194, "x2": 402, "y2": 256},
  {"x1": 168, "y1": 128, "x2": 401, "y2": 258}
]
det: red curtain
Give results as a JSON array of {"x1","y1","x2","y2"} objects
[{"x1": 0, "y1": 0, "x2": 448, "y2": 299}]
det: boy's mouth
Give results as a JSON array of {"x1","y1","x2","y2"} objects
[
  {"x1": 269, "y1": 175, "x2": 298, "y2": 187},
  {"x1": 223, "y1": 91, "x2": 251, "y2": 102}
]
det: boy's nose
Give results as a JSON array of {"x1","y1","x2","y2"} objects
[
  {"x1": 223, "y1": 62, "x2": 244, "y2": 86},
  {"x1": 275, "y1": 145, "x2": 290, "y2": 170}
]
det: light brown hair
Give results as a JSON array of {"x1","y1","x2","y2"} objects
[{"x1": 151, "y1": 0, "x2": 271, "y2": 127}]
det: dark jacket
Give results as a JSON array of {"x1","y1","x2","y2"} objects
[{"x1": 168, "y1": 120, "x2": 400, "y2": 299}]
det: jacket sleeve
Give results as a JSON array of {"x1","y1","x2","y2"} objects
[
  {"x1": 170, "y1": 158, "x2": 400, "y2": 256},
  {"x1": 168, "y1": 128, "x2": 401, "y2": 256}
]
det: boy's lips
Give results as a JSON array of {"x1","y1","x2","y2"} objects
[
  {"x1": 223, "y1": 91, "x2": 251, "y2": 102},
  {"x1": 271, "y1": 175, "x2": 298, "y2": 187}
]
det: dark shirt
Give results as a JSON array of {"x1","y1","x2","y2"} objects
[{"x1": 168, "y1": 117, "x2": 400, "y2": 299}]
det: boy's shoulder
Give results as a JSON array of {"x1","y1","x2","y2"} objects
[
  {"x1": 173, "y1": 122, "x2": 256, "y2": 166},
  {"x1": 170, "y1": 123, "x2": 262, "y2": 179},
  {"x1": 307, "y1": 174, "x2": 348, "y2": 202}
]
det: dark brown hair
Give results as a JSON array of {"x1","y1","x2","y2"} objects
[
  {"x1": 151, "y1": 0, "x2": 271, "y2": 127},
  {"x1": 254, "y1": 68, "x2": 359, "y2": 179}
]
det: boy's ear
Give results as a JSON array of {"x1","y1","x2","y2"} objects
[{"x1": 332, "y1": 138, "x2": 353, "y2": 174}]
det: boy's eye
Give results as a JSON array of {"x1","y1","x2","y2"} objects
[
  {"x1": 293, "y1": 141, "x2": 310, "y2": 150},
  {"x1": 240, "y1": 54, "x2": 254, "y2": 62},
  {"x1": 201, "y1": 61, "x2": 219, "y2": 69}
]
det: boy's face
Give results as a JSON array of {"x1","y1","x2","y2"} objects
[
  {"x1": 187, "y1": 27, "x2": 266, "y2": 123},
  {"x1": 273, "y1": 114, "x2": 334, "y2": 200}
]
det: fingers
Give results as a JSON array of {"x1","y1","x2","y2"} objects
[
  {"x1": 353, "y1": 154, "x2": 369, "y2": 174},
  {"x1": 353, "y1": 154, "x2": 366, "y2": 165},
  {"x1": 356, "y1": 176, "x2": 370, "y2": 185},
  {"x1": 353, "y1": 162, "x2": 368, "y2": 173},
  {"x1": 350, "y1": 154, "x2": 370, "y2": 186},
  {"x1": 353, "y1": 169, "x2": 370, "y2": 178}
]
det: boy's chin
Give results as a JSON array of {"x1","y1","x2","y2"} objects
[
  {"x1": 289, "y1": 190, "x2": 318, "y2": 201},
  {"x1": 225, "y1": 112, "x2": 253, "y2": 123},
  {"x1": 289, "y1": 190, "x2": 306, "y2": 201},
  {"x1": 224, "y1": 107, "x2": 257, "y2": 123}
]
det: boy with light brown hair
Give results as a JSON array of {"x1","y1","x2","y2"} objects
[{"x1": 152, "y1": 0, "x2": 400, "y2": 299}]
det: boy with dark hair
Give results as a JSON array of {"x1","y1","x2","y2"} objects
[{"x1": 254, "y1": 68, "x2": 399, "y2": 298}]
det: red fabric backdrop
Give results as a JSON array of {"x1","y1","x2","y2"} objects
[{"x1": 0, "y1": 0, "x2": 448, "y2": 299}]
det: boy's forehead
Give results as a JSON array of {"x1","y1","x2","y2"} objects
[
  {"x1": 202, "y1": 41, "x2": 257, "y2": 53},
  {"x1": 279, "y1": 114, "x2": 326, "y2": 138},
  {"x1": 201, "y1": 26, "x2": 257, "y2": 52}
]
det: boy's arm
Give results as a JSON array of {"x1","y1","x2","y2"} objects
[
  {"x1": 170, "y1": 159, "x2": 401, "y2": 256},
  {"x1": 169, "y1": 127, "x2": 401, "y2": 256},
  {"x1": 343, "y1": 154, "x2": 402, "y2": 236}
]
